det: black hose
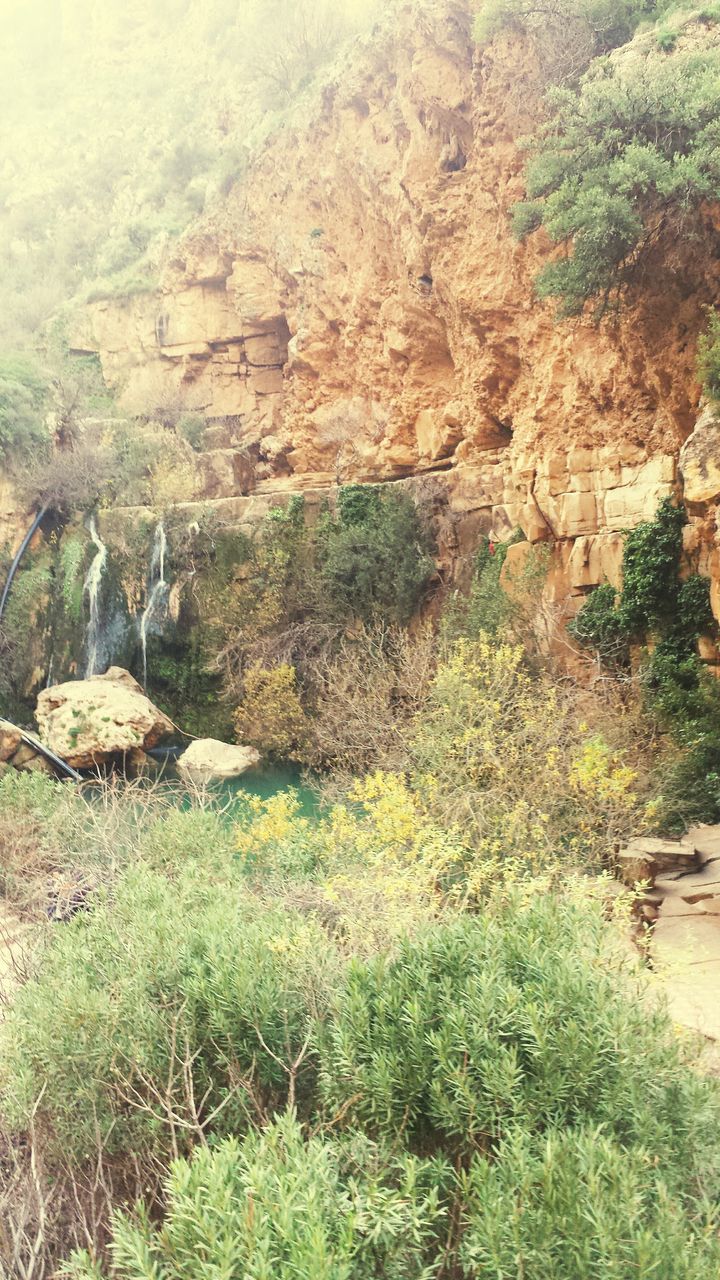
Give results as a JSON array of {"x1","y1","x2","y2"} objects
[
  {"x1": 17, "y1": 729, "x2": 82, "y2": 782},
  {"x1": 0, "y1": 505, "x2": 49, "y2": 624},
  {"x1": 0, "y1": 718, "x2": 82, "y2": 783}
]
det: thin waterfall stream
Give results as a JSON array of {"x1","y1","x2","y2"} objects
[
  {"x1": 139, "y1": 522, "x2": 168, "y2": 691},
  {"x1": 83, "y1": 516, "x2": 108, "y2": 677}
]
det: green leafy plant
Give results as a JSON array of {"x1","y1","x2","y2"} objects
[
  {"x1": 0, "y1": 355, "x2": 48, "y2": 460},
  {"x1": 319, "y1": 901, "x2": 717, "y2": 1163},
  {"x1": 66, "y1": 1113, "x2": 447, "y2": 1280},
  {"x1": 318, "y1": 485, "x2": 434, "y2": 626},
  {"x1": 512, "y1": 38, "x2": 720, "y2": 314},
  {"x1": 59, "y1": 536, "x2": 87, "y2": 623},
  {"x1": 2, "y1": 861, "x2": 338, "y2": 1166},
  {"x1": 569, "y1": 499, "x2": 720, "y2": 828}
]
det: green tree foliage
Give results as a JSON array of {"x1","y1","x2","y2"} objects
[
  {"x1": 318, "y1": 485, "x2": 434, "y2": 626},
  {"x1": 0, "y1": 355, "x2": 48, "y2": 459},
  {"x1": 218, "y1": 488, "x2": 435, "y2": 718},
  {"x1": 512, "y1": 29, "x2": 720, "y2": 314},
  {"x1": 569, "y1": 499, "x2": 720, "y2": 827}
]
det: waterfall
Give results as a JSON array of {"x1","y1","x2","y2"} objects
[
  {"x1": 83, "y1": 516, "x2": 108, "y2": 678},
  {"x1": 139, "y1": 522, "x2": 168, "y2": 691}
]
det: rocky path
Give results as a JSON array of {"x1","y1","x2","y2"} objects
[
  {"x1": 628, "y1": 826, "x2": 720, "y2": 1042},
  {"x1": 652, "y1": 826, "x2": 720, "y2": 1041}
]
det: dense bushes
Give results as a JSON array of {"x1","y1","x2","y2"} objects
[
  {"x1": 459, "y1": 1124, "x2": 720, "y2": 1279},
  {"x1": 509, "y1": 21, "x2": 720, "y2": 314},
  {"x1": 569, "y1": 499, "x2": 720, "y2": 828},
  {"x1": 2, "y1": 865, "x2": 336, "y2": 1166},
  {"x1": 221, "y1": 488, "x2": 434, "y2": 757},
  {"x1": 409, "y1": 635, "x2": 639, "y2": 871},
  {"x1": 698, "y1": 309, "x2": 720, "y2": 398},
  {"x1": 0, "y1": 355, "x2": 48, "y2": 459},
  {"x1": 319, "y1": 485, "x2": 434, "y2": 626},
  {"x1": 319, "y1": 904, "x2": 714, "y2": 1160},
  {"x1": 475, "y1": 0, "x2": 667, "y2": 80},
  {"x1": 68, "y1": 1114, "x2": 447, "y2": 1280},
  {"x1": 1, "y1": 745, "x2": 719, "y2": 1275},
  {"x1": 3, "y1": 801, "x2": 714, "y2": 1277}
]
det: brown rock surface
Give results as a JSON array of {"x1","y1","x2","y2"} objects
[
  {"x1": 0, "y1": 722, "x2": 21, "y2": 763},
  {"x1": 68, "y1": 0, "x2": 720, "y2": 619},
  {"x1": 77, "y1": 4, "x2": 705, "y2": 480},
  {"x1": 176, "y1": 738, "x2": 261, "y2": 783},
  {"x1": 679, "y1": 404, "x2": 720, "y2": 504},
  {"x1": 648, "y1": 823, "x2": 720, "y2": 1042}
]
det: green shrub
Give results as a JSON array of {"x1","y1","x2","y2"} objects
[
  {"x1": 460, "y1": 1124, "x2": 720, "y2": 1279},
  {"x1": 569, "y1": 500, "x2": 720, "y2": 828},
  {"x1": 407, "y1": 634, "x2": 639, "y2": 870},
  {"x1": 474, "y1": 0, "x2": 662, "y2": 63},
  {"x1": 217, "y1": 487, "x2": 434, "y2": 713},
  {"x1": 176, "y1": 412, "x2": 205, "y2": 450},
  {"x1": 0, "y1": 354, "x2": 48, "y2": 460},
  {"x1": 697, "y1": 309, "x2": 720, "y2": 399},
  {"x1": 66, "y1": 1113, "x2": 448, "y2": 1280},
  {"x1": 514, "y1": 43, "x2": 720, "y2": 314},
  {"x1": 656, "y1": 24, "x2": 678, "y2": 51},
  {"x1": 619, "y1": 498, "x2": 687, "y2": 634},
  {"x1": 59, "y1": 536, "x2": 87, "y2": 623},
  {"x1": 567, "y1": 582, "x2": 628, "y2": 666},
  {"x1": 442, "y1": 535, "x2": 517, "y2": 641},
  {"x1": 318, "y1": 485, "x2": 434, "y2": 626},
  {"x1": 2, "y1": 861, "x2": 339, "y2": 1165},
  {"x1": 319, "y1": 902, "x2": 718, "y2": 1166}
]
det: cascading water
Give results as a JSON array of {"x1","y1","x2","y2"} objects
[
  {"x1": 83, "y1": 516, "x2": 108, "y2": 677},
  {"x1": 139, "y1": 522, "x2": 168, "y2": 691}
]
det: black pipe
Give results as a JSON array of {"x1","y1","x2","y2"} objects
[
  {"x1": 0, "y1": 505, "x2": 49, "y2": 624},
  {"x1": 0, "y1": 719, "x2": 82, "y2": 783}
]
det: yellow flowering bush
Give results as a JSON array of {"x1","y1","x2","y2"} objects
[
  {"x1": 410, "y1": 634, "x2": 641, "y2": 872},
  {"x1": 233, "y1": 662, "x2": 307, "y2": 757}
]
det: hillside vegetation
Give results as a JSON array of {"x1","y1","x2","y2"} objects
[
  {"x1": 0, "y1": 0, "x2": 378, "y2": 346},
  {"x1": 2, "y1": 2, "x2": 720, "y2": 1278}
]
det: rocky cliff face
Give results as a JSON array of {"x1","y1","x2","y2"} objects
[{"x1": 70, "y1": 0, "x2": 720, "y2": 616}]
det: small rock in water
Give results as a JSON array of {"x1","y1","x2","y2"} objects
[{"x1": 176, "y1": 738, "x2": 261, "y2": 783}]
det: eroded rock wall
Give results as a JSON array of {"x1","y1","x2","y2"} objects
[{"x1": 70, "y1": 0, "x2": 720, "y2": 613}]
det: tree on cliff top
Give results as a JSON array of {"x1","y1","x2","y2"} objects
[
  {"x1": 510, "y1": 23, "x2": 720, "y2": 315},
  {"x1": 475, "y1": 0, "x2": 673, "y2": 79}
]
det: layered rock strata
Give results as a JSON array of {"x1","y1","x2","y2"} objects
[{"x1": 59, "y1": 1, "x2": 720, "y2": 616}]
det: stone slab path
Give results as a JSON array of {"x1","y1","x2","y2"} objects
[{"x1": 650, "y1": 824, "x2": 720, "y2": 1041}]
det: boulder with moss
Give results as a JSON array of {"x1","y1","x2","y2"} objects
[{"x1": 35, "y1": 668, "x2": 173, "y2": 769}]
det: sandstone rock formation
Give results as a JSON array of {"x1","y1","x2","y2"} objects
[
  {"x1": 67, "y1": 0, "x2": 720, "y2": 624},
  {"x1": 176, "y1": 738, "x2": 260, "y2": 783},
  {"x1": 0, "y1": 721, "x2": 21, "y2": 763},
  {"x1": 679, "y1": 405, "x2": 720, "y2": 505},
  {"x1": 36, "y1": 668, "x2": 173, "y2": 769}
]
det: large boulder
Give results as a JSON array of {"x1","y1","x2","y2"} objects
[
  {"x1": 679, "y1": 404, "x2": 720, "y2": 504},
  {"x1": 36, "y1": 667, "x2": 173, "y2": 769},
  {"x1": 176, "y1": 738, "x2": 260, "y2": 783}
]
